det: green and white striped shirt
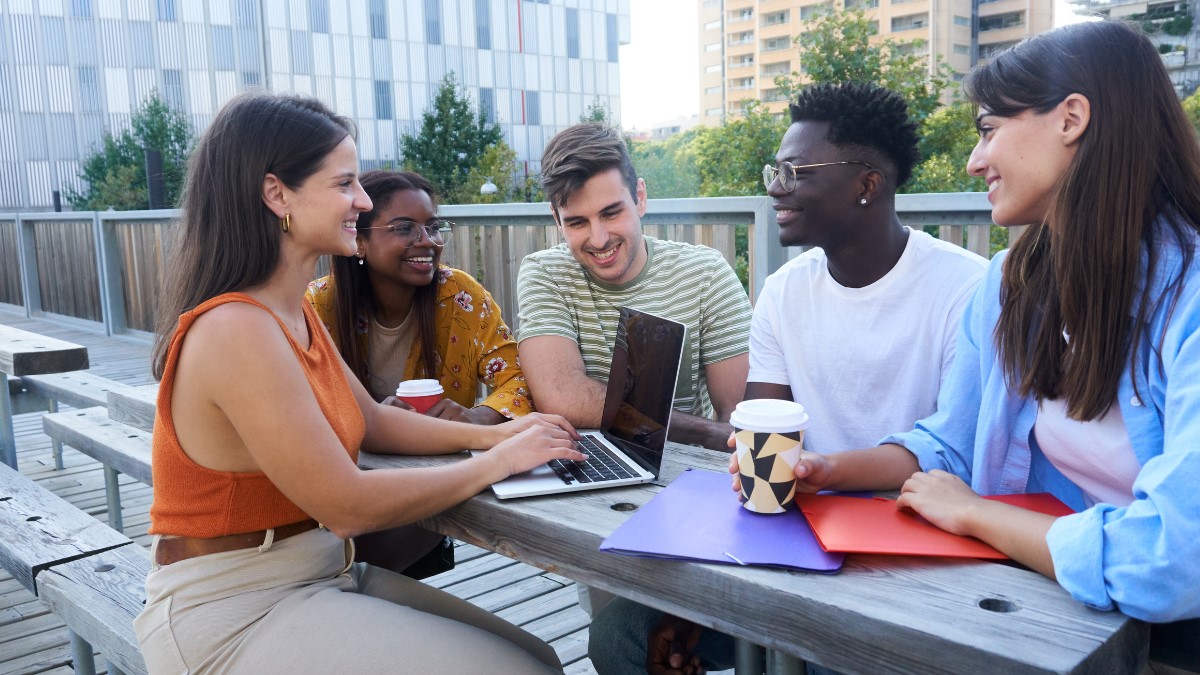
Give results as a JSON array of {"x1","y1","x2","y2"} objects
[{"x1": 516, "y1": 237, "x2": 752, "y2": 418}]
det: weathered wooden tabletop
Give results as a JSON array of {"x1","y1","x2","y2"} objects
[
  {"x1": 360, "y1": 444, "x2": 1147, "y2": 675},
  {"x1": 0, "y1": 323, "x2": 90, "y2": 468}
]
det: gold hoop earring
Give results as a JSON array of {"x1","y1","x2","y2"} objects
[{"x1": 281, "y1": 213, "x2": 291, "y2": 233}]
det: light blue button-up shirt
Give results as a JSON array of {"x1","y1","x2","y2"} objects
[{"x1": 884, "y1": 222, "x2": 1200, "y2": 622}]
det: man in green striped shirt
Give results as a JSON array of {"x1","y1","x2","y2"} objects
[{"x1": 516, "y1": 123, "x2": 752, "y2": 452}]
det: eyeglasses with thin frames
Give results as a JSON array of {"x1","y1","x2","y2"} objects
[
  {"x1": 357, "y1": 219, "x2": 454, "y2": 248},
  {"x1": 762, "y1": 161, "x2": 879, "y2": 193}
]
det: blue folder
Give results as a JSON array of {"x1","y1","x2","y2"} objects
[{"x1": 599, "y1": 469, "x2": 845, "y2": 573}]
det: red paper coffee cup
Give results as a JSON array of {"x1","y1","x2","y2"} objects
[{"x1": 395, "y1": 379, "x2": 444, "y2": 414}]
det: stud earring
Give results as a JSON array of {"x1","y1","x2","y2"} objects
[
  {"x1": 859, "y1": 198, "x2": 867, "y2": 206},
  {"x1": 281, "y1": 213, "x2": 291, "y2": 233},
  {"x1": 357, "y1": 254, "x2": 364, "y2": 266}
]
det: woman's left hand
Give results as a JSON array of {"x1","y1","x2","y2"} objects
[
  {"x1": 425, "y1": 399, "x2": 506, "y2": 425},
  {"x1": 895, "y1": 470, "x2": 984, "y2": 536}
]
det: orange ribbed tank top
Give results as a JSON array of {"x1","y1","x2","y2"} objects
[{"x1": 149, "y1": 292, "x2": 365, "y2": 537}]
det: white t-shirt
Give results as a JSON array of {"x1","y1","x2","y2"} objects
[
  {"x1": 748, "y1": 228, "x2": 988, "y2": 453},
  {"x1": 1034, "y1": 398, "x2": 1139, "y2": 508}
]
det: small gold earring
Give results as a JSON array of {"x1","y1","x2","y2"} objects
[{"x1": 281, "y1": 213, "x2": 291, "y2": 233}]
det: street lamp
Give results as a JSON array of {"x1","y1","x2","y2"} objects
[{"x1": 480, "y1": 177, "x2": 498, "y2": 195}]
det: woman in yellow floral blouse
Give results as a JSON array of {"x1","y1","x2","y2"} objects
[{"x1": 306, "y1": 170, "x2": 531, "y2": 424}]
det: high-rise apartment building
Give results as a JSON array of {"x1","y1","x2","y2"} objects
[
  {"x1": 1069, "y1": 0, "x2": 1199, "y2": 95},
  {"x1": 698, "y1": 0, "x2": 1052, "y2": 123},
  {"x1": 0, "y1": 0, "x2": 630, "y2": 210}
]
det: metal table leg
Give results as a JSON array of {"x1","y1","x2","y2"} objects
[
  {"x1": 104, "y1": 466, "x2": 124, "y2": 533},
  {"x1": 0, "y1": 373, "x2": 17, "y2": 469},
  {"x1": 735, "y1": 638, "x2": 765, "y2": 674}
]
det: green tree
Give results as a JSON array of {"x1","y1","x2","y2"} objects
[
  {"x1": 580, "y1": 98, "x2": 615, "y2": 124},
  {"x1": 1183, "y1": 88, "x2": 1200, "y2": 132},
  {"x1": 691, "y1": 101, "x2": 787, "y2": 197},
  {"x1": 399, "y1": 73, "x2": 503, "y2": 197},
  {"x1": 67, "y1": 89, "x2": 192, "y2": 210},
  {"x1": 775, "y1": 8, "x2": 954, "y2": 125},
  {"x1": 448, "y1": 141, "x2": 520, "y2": 205},
  {"x1": 905, "y1": 102, "x2": 985, "y2": 193},
  {"x1": 629, "y1": 127, "x2": 702, "y2": 199}
]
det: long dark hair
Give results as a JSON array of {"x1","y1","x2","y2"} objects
[
  {"x1": 331, "y1": 171, "x2": 441, "y2": 388},
  {"x1": 152, "y1": 92, "x2": 355, "y2": 379},
  {"x1": 966, "y1": 20, "x2": 1200, "y2": 419}
]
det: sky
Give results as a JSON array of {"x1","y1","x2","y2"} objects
[{"x1": 618, "y1": 0, "x2": 1086, "y2": 131}]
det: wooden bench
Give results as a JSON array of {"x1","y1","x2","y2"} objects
[
  {"x1": 0, "y1": 324, "x2": 90, "y2": 469},
  {"x1": 16, "y1": 371, "x2": 142, "y2": 470},
  {"x1": 42, "y1": 407, "x2": 152, "y2": 534},
  {"x1": 0, "y1": 462, "x2": 144, "y2": 675}
]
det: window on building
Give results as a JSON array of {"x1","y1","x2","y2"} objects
[
  {"x1": 729, "y1": 31, "x2": 753, "y2": 45},
  {"x1": 423, "y1": 0, "x2": 441, "y2": 44},
  {"x1": 241, "y1": 71, "x2": 261, "y2": 87},
  {"x1": 479, "y1": 87, "x2": 494, "y2": 123},
  {"x1": 868, "y1": 20, "x2": 879, "y2": 33},
  {"x1": 954, "y1": 15, "x2": 971, "y2": 26},
  {"x1": 729, "y1": 54, "x2": 754, "y2": 68},
  {"x1": 978, "y1": 40, "x2": 1019, "y2": 58},
  {"x1": 375, "y1": 80, "x2": 393, "y2": 119},
  {"x1": 705, "y1": 63, "x2": 722, "y2": 73},
  {"x1": 43, "y1": 18, "x2": 67, "y2": 66},
  {"x1": 525, "y1": 90, "x2": 540, "y2": 125},
  {"x1": 953, "y1": 43, "x2": 970, "y2": 55},
  {"x1": 762, "y1": 10, "x2": 790, "y2": 25},
  {"x1": 891, "y1": 13, "x2": 928, "y2": 31},
  {"x1": 566, "y1": 8, "x2": 580, "y2": 58},
  {"x1": 292, "y1": 31, "x2": 312, "y2": 75},
  {"x1": 213, "y1": 26, "x2": 234, "y2": 70},
  {"x1": 705, "y1": 42, "x2": 721, "y2": 52},
  {"x1": 729, "y1": 76, "x2": 754, "y2": 91},
  {"x1": 234, "y1": 0, "x2": 257, "y2": 26},
  {"x1": 369, "y1": 0, "x2": 388, "y2": 39},
  {"x1": 78, "y1": 66, "x2": 99, "y2": 112},
  {"x1": 163, "y1": 69, "x2": 184, "y2": 109},
  {"x1": 606, "y1": 13, "x2": 619, "y2": 63},
  {"x1": 801, "y1": 4, "x2": 830, "y2": 20},
  {"x1": 70, "y1": 0, "x2": 92, "y2": 17},
  {"x1": 705, "y1": 85, "x2": 722, "y2": 94},
  {"x1": 157, "y1": 0, "x2": 176, "y2": 22},
  {"x1": 475, "y1": 0, "x2": 491, "y2": 49},
  {"x1": 763, "y1": 88, "x2": 788, "y2": 102},
  {"x1": 706, "y1": 107, "x2": 722, "y2": 116},
  {"x1": 131, "y1": 21, "x2": 153, "y2": 67},
  {"x1": 704, "y1": 19, "x2": 722, "y2": 30},
  {"x1": 846, "y1": 0, "x2": 878, "y2": 9},
  {"x1": 729, "y1": 8, "x2": 753, "y2": 22},
  {"x1": 762, "y1": 36, "x2": 790, "y2": 52},
  {"x1": 978, "y1": 12, "x2": 1024, "y2": 31},
  {"x1": 310, "y1": 0, "x2": 329, "y2": 33},
  {"x1": 762, "y1": 61, "x2": 790, "y2": 76}
]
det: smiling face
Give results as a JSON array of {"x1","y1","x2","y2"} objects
[
  {"x1": 555, "y1": 168, "x2": 649, "y2": 286},
  {"x1": 768, "y1": 121, "x2": 872, "y2": 250},
  {"x1": 359, "y1": 188, "x2": 442, "y2": 290},
  {"x1": 967, "y1": 106, "x2": 1080, "y2": 227},
  {"x1": 284, "y1": 136, "x2": 372, "y2": 257}
]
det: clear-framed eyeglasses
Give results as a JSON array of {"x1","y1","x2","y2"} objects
[
  {"x1": 762, "y1": 160, "x2": 879, "y2": 193},
  {"x1": 358, "y1": 218, "x2": 454, "y2": 247}
]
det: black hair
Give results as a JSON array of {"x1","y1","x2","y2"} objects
[{"x1": 789, "y1": 82, "x2": 920, "y2": 186}]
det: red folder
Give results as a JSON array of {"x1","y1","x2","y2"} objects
[{"x1": 794, "y1": 492, "x2": 1076, "y2": 560}]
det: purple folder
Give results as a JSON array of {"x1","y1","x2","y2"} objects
[{"x1": 599, "y1": 469, "x2": 845, "y2": 573}]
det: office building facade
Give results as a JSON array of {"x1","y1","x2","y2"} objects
[
  {"x1": 697, "y1": 0, "x2": 1053, "y2": 123},
  {"x1": 0, "y1": 0, "x2": 630, "y2": 210},
  {"x1": 1070, "y1": 0, "x2": 1199, "y2": 94}
]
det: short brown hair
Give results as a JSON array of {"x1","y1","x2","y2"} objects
[{"x1": 539, "y1": 122, "x2": 637, "y2": 214}]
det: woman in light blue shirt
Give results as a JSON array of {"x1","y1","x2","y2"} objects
[{"x1": 765, "y1": 20, "x2": 1200, "y2": 622}]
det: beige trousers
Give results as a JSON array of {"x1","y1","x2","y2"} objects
[{"x1": 135, "y1": 527, "x2": 561, "y2": 674}]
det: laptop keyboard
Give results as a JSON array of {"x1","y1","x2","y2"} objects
[{"x1": 547, "y1": 435, "x2": 637, "y2": 485}]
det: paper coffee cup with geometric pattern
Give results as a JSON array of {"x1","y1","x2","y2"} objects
[{"x1": 731, "y1": 399, "x2": 809, "y2": 514}]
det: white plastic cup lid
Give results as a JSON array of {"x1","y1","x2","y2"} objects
[
  {"x1": 395, "y1": 379, "x2": 444, "y2": 397},
  {"x1": 729, "y1": 399, "x2": 809, "y2": 434}
]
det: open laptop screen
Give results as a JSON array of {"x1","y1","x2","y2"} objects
[{"x1": 599, "y1": 308, "x2": 687, "y2": 475}]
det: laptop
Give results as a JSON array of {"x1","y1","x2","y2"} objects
[{"x1": 487, "y1": 307, "x2": 687, "y2": 499}]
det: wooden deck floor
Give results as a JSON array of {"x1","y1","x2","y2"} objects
[{"x1": 0, "y1": 308, "x2": 597, "y2": 674}]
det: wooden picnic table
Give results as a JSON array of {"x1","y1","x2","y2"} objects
[
  {"x1": 0, "y1": 324, "x2": 89, "y2": 469},
  {"x1": 103, "y1": 389, "x2": 1150, "y2": 672},
  {"x1": 360, "y1": 444, "x2": 1147, "y2": 675}
]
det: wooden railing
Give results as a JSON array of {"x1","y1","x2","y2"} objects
[{"x1": 0, "y1": 193, "x2": 1001, "y2": 340}]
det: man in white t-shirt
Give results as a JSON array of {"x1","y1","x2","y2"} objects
[{"x1": 588, "y1": 83, "x2": 988, "y2": 675}]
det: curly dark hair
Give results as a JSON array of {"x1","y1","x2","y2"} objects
[{"x1": 788, "y1": 82, "x2": 920, "y2": 187}]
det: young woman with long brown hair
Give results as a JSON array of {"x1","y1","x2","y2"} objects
[
  {"x1": 751, "y1": 20, "x2": 1200, "y2": 623},
  {"x1": 140, "y1": 91, "x2": 583, "y2": 673}
]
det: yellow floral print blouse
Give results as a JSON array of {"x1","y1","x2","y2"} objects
[{"x1": 306, "y1": 267, "x2": 532, "y2": 418}]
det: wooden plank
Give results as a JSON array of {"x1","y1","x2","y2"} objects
[
  {"x1": 36, "y1": 545, "x2": 149, "y2": 675},
  {"x1": 106, "y1": 386, "x2": 157, "y2": 433},
  {"x1": 549, "y1": 626, "x2": 591, "y2": 667},
  {"x1": 465, "y1": 574, "x2": 569, "y2": 614},
  {"x1": 495, "y1": 584, "x2": 580, "y2": 626},
  {"x1": 362, "y1": 447, "x2": 1148, "y2": 675},
  {"x1": 42, "y1": 408, "x2": 153, "y2": 485},
  {"x1": 522, "y1": 604, "x2": 592, "y2": 643},
  {"x1": 438, "y1": 561, "x2": 546, "y2": 603},
  {"x1": 0, "y1": 464, "x2": 133, "y2": 594},
  {"x1": 0, "y1": 325, "x2": 89, "y2": 377},
  {"x1": 0, "y1": 637, "x2": 72, "y2": 674},
  {"x1": 20, "y1": 372, "x2": 139, "y2": 411}
]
